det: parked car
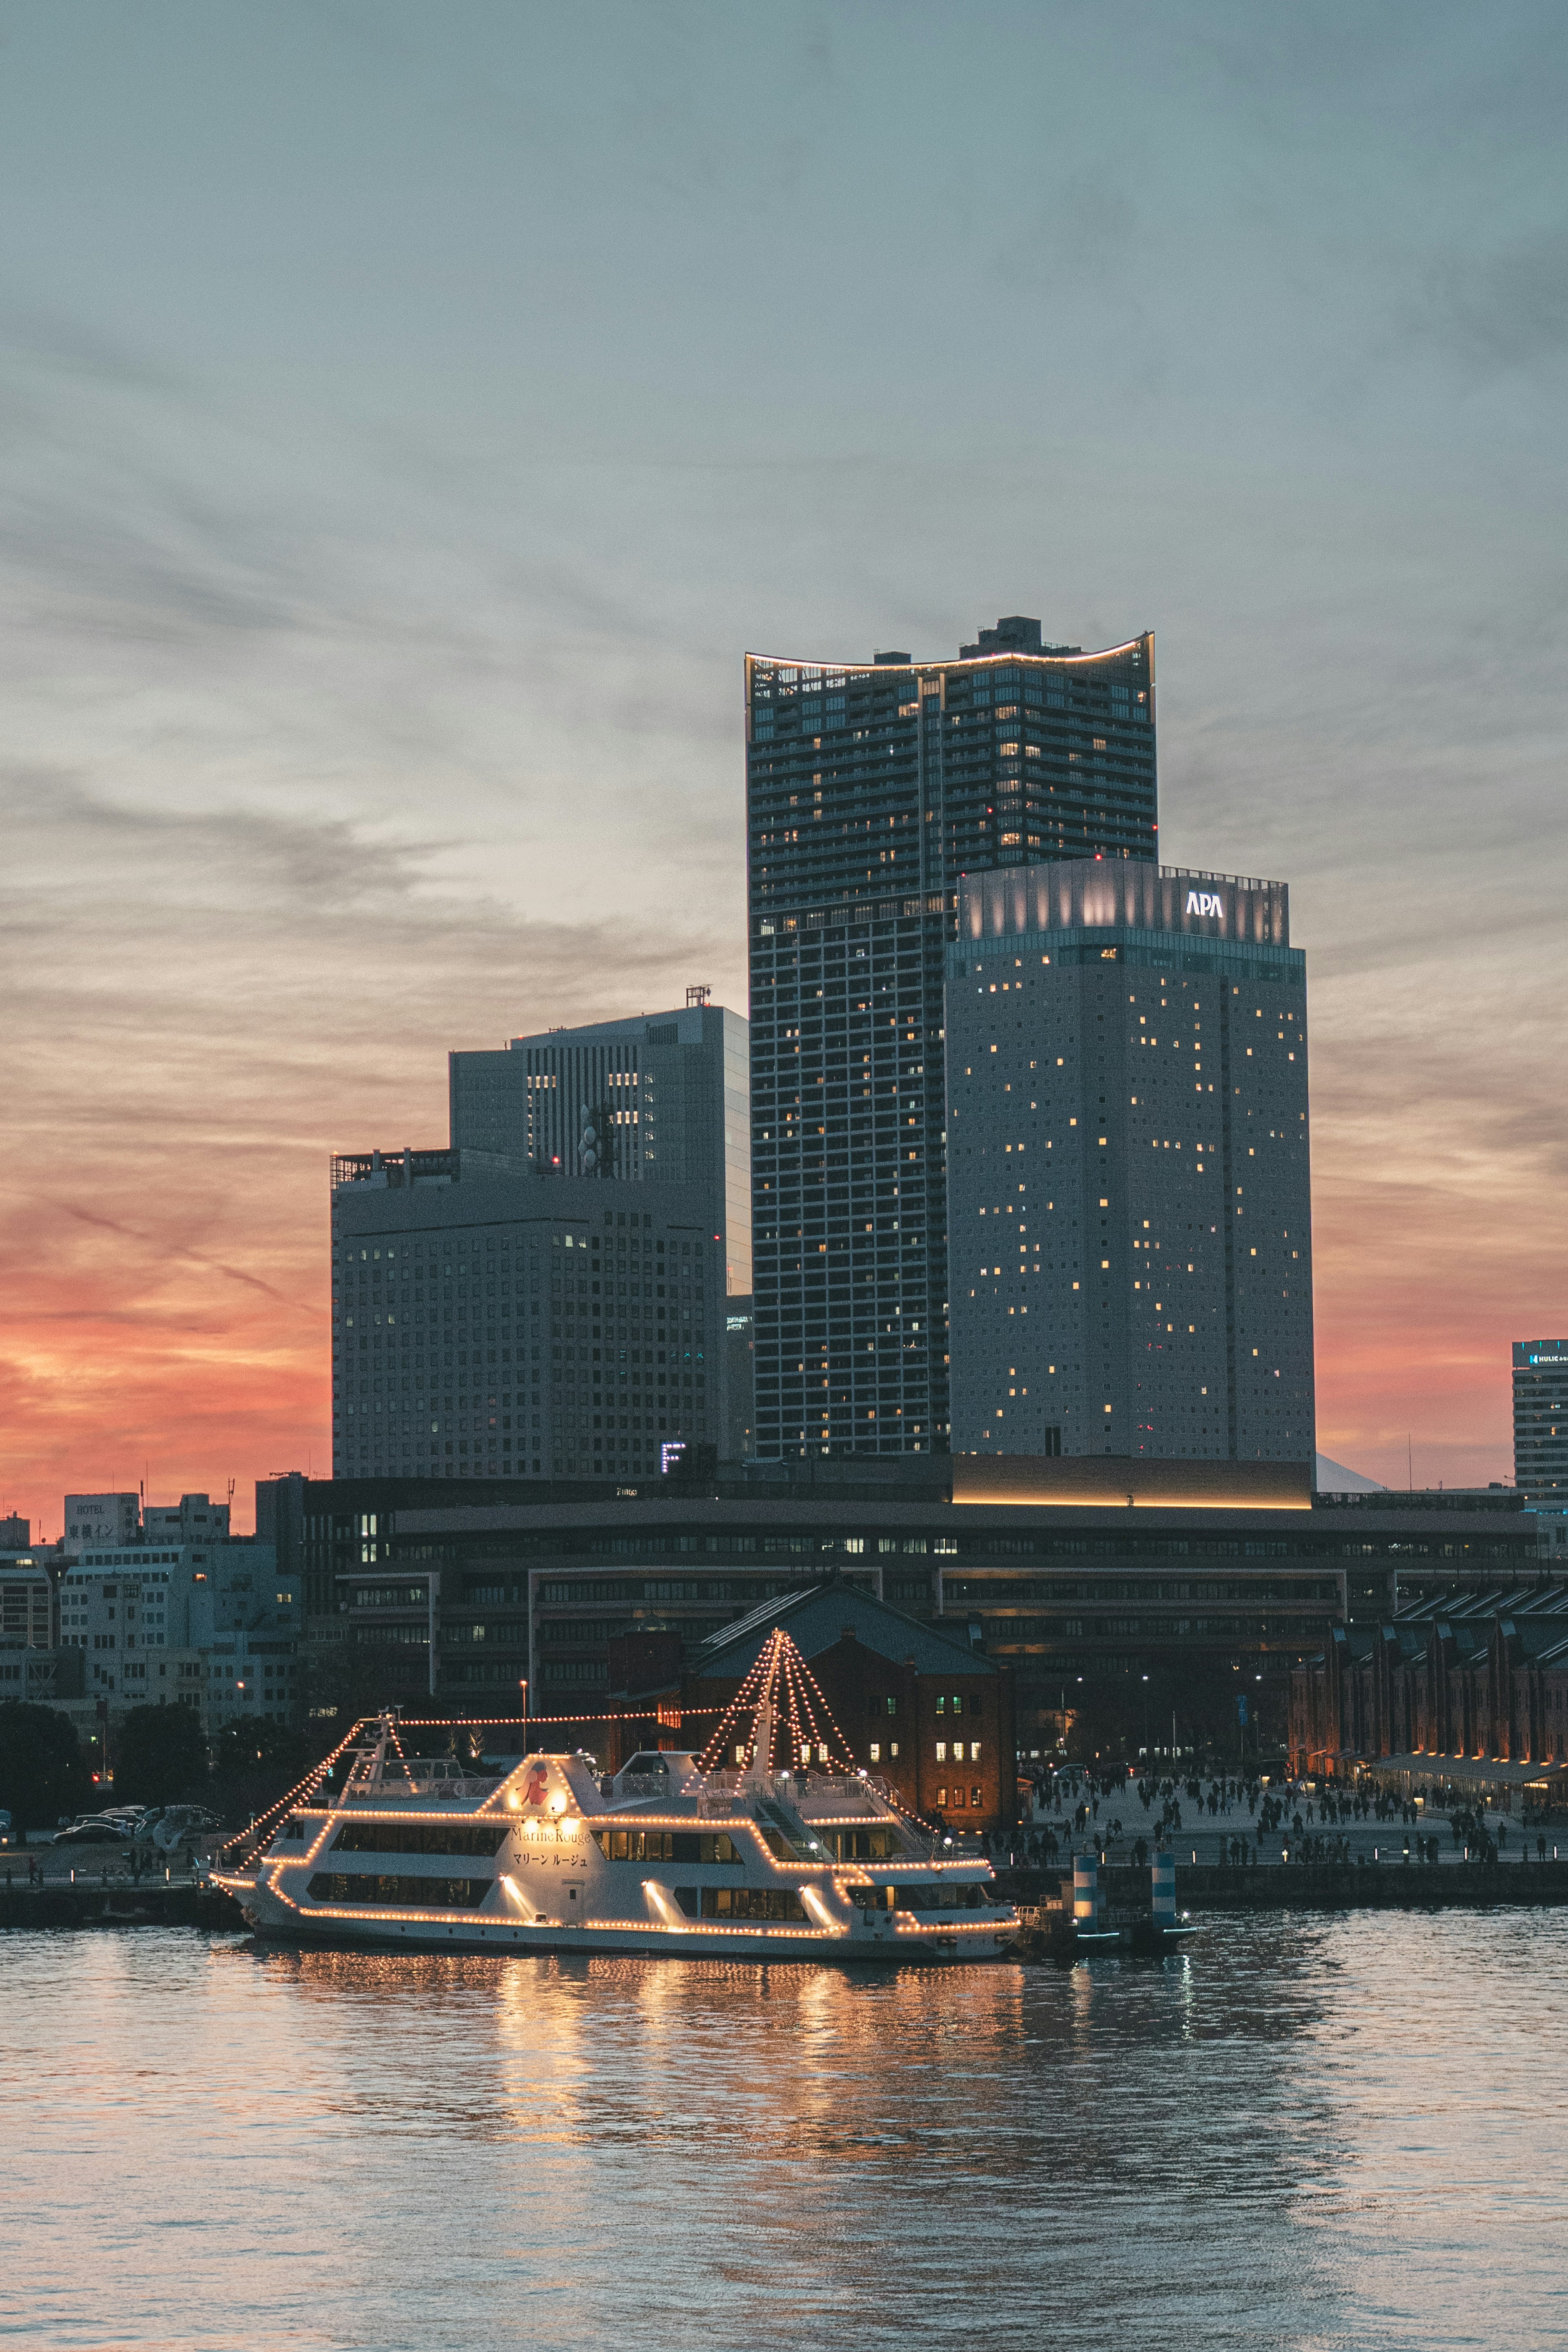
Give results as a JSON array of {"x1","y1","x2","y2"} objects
[
  {"x1": 151, "y1": 1807, "x2": 222, "y2": 1852},
  {"x1": 53, "y1": 1823, "x2": 130, "y2": 1848}
]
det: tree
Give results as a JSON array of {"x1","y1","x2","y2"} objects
[
  {"x1": 114, "y1": 1704, "x2": 211, "y2": 1807},
  {"x1": 210, "y1": 1715, "x2": 314, "y2": 1821},
  {"x1": 0, "y1": 1703, "x2": 89, "y2": 1831}
]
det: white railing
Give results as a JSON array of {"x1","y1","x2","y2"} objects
[{"x1": 341, "y1": 1776, "x2": 500, "y2": 1804}]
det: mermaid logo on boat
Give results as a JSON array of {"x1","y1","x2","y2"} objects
[{"x1": 522, "y1": 1764, "x2": 550, "y2": 1809}]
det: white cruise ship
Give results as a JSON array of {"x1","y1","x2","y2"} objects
[{"x1": 215, "y1": 1632, "x2": 1016, "y2": 1964}]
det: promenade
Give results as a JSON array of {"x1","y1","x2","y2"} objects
[{"x1": 1004, "y1": 1771, "x2": 1564, "y2": 1873}]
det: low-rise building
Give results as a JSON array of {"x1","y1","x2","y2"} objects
[
  {"x1": 0, "y1": 1555, "x2": 56, "y2": 1649},
  {"x1": 1290, "y1": 1581, "x2": 1568, "y2": 1782},
  {"x1": 623, "y1": 1580, "x2": 1016, "y2": 1833},
  {"x1": 57, "y1": 1536, "x2": 299, "y2": 1730},
  {"x1": 261, "y1": 1457, "x2": 1536, "y2": 1762}
]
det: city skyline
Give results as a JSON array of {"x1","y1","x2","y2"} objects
[{"x1": 4, "y1": 6, "x2": 1565, "y2": 1532}]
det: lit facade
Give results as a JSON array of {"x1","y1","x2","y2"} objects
[
  {"x1": 747, "y1": 617, "x2": 1157, "y2": 1462},
  {"x1": 945, "y1": 858, "x2": 1314, "y2": 1464},
  {"x1": 1514, "y1": 1341, "x2": 1568, "y2": 1506},
  {"x1": 250, "y1": 1465, "x2": 1536, "y2": 1756}
]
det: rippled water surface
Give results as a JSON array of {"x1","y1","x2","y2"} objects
[{"x1": 8, "y1": 1912, "x2": 1566, "y2": 2350}]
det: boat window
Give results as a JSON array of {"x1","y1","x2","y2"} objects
[
  {"x1": 307, "y1": 1873, "x2": 493, "y2": 1909},
  {"x1": 824, "y1": 1827, "x2": 903, "y2": 1862},
  {"x1": 891, "y1": 1882, "x2": 990, "y2": 1911},
  {"x1": 592, "y1": 1829, "x2": 740, "y2": 1864},
  {"x1": 330, "y1": 1822, "x2": 508, "y2": 1859},
  {"x1": 678, "y1": 1885, "x2": 808, "y2": 1922}
]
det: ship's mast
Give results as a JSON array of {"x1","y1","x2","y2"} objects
[{"x1": 694, "y1": 1628, "x2": 858, "y2": 1780}]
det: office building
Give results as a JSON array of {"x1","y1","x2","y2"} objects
[
  {"x1": 0, "y1": 1515, "x2": 29, "y2": 1552},
  {"x1": 1514, "y1": 1341, "x2": 1568, "y2": 1506},
  {"x1": 331, "y1": 1163, "x2": 724, "y2": 1485},
  {"x1": 257, "y1": 1459, "x2": 1537, "y2": 1760},
  {"x1": 448, "y1": 996, "x2": 750, "y2": 1300},
  {"x1": 945, "y1": 858, "x2": 1314, "y2": 1465},
  {"x1": 746, "y1": 617, "x2": 1156, "y2": 1461},
  {"x1": 141, "y1": 1492, "x2": 231, "y2": 1545},
  {"x1": 57, "y1": 1534, "x2": 298, "y2": 1729},
  {"x1": 0, "y1": 1554, "x2": 54, "y2": 1648}
]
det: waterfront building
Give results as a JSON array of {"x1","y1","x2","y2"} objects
[
  {"x1": 331, "y1": 1165, "x2": 724, "y2": 1486},
  {"x1": 632, "y1": 1581, "x2": 1016, "y2": 1833},
  {"x1": 746, "y1": 619, "x2": 1156, "y2": 1463},
  {"x1": 258, "y1": 1461, "x2": 1532, "y2": 1760},
  {"x1": 56, "y1": 1536, "x2": 298, "y2": 1729},
  {"x1": 1514, "y1": 1340, "x2": 1568, "y2": 1507},
  {"x1": 1291, "y1": 1581, "x2": 1568, "y2": 1787},
  {"x1": 945, "y1": 859, "x2": 1313, "y2": 1465}
]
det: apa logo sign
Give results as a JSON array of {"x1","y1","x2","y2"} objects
[{"x1": 1185, "y1": 890, "x2": 1224, "y2": 918}]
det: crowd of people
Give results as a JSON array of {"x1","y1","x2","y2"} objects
[{"x1": 980, "y1": 1762, "x2": 1550, "y2": 1873}]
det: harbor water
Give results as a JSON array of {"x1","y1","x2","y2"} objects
[{"x1": 9, "y1": 1910, "x2": 1566, "y2": 2350}]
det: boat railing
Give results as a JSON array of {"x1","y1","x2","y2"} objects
[
  {"x1": 788, "y1": 1772, "x2": 891, "y2": 1813},
  {"x1": 340, "y1": 1775, "x2": 501, "y2": 1804},
  {"x1": 615, "y1": 1772, "x2": 677, "y2": 1800}
]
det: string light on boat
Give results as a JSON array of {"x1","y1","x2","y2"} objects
[
  {"x1": 214, "y1": 1714, "x2": 376, "y2": 1865},
  {"x1": 692, "y1": 1630, "x2": 858, "y2": 1779}
]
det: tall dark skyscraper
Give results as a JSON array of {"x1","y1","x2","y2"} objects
[{"x1": 746, "y1": 617, "x2": 1156, "y2": 1460}]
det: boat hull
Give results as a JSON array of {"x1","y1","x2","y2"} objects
[{"x1": 230, "y1": 1891, "x2": 1015, "y2": 1965}]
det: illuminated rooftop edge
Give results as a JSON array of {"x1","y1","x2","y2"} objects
[{"x1": 745, "y1": 636, "x2": 1149, "y2": 675}]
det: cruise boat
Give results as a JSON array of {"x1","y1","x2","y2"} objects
[{"x1": 214, "y1": 1632, "x2": 1016, "y2": 1964}]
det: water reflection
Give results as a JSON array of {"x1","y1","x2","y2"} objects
[{"x1": 6, "y1": 1913, "x2": 1566, "y2": 2350}]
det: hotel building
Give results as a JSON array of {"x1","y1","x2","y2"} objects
[{"x1": 944, "y1": 858, "x2": 1314, "y2": 1465}]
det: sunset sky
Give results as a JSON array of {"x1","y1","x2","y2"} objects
[{"x1": 2, "y1": 3, "x2": 1564, "y2": 1536}]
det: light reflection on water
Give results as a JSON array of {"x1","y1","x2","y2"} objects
[{"x1": 8, "y1": 1911, "x2": 1566, "y2": 2350}]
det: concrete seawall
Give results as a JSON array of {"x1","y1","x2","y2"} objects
[
  {"x1": 998, "y1": 1860, "x2": 1568, "y2": 1919},
  {"x1": 0, "y1": 1881, "x2": 247, "y2": 1932}
]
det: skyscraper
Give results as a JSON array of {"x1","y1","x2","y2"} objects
[
  {"x1": 449, "y1": 997, "x2": 750, "y2": 1299},
  {"x1": 333, "y1": 1002, "x2": 748, "y2": 1482},
  {"x1": 330, "y1": 1163, "x2": 724, "y2": 1482},
  {"x1": 746, "y1": 618, "x2": 1156, "y2": 1460},
  {"x1": 1514, "y1": 1341, "x2": 1568, "y2": 1506},
  {"x1": 944, "y1": 859, "x2": 1315, "y2": 1464}
]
